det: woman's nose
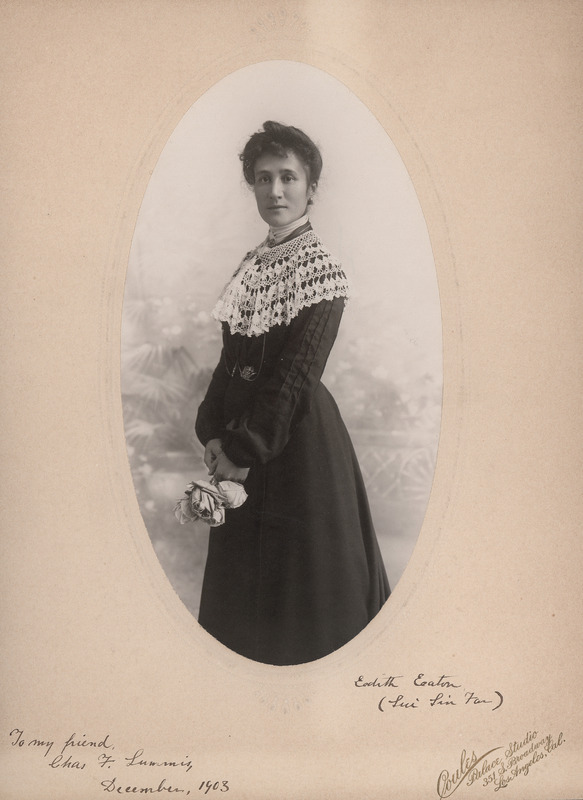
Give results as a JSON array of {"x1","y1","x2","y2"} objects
[{"x1": 269, "y1": 179, "x2": 283, "y2": 198}]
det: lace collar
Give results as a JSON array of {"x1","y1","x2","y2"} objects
[{"x1": 212, "y1": 227, "x2": 349, "y2": 337}]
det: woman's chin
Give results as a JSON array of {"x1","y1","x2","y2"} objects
[
  {"x1": 262, "y1": 210, "x2": 289, "y2": 226},
  {"x1": 265, "y1": 211, "x2": 305, "y2": 229}
]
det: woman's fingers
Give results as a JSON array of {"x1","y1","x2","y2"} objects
[
  {"x1": 204, "y1": 454, "x2": 216, "y2": 472},
  {"x1": 211, "y1": 453, "x2": 249, "y2": 484},
  {"x1": 204, "y1": 438, "x2": 223, "y2": 471}
]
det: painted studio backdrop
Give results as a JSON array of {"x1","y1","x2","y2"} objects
[{"x1": 121, "y1": 61, "x2": 442, "y2": 623}]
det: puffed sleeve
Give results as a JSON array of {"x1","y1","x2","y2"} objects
[
  {"x1": 194, "y1": 347, "x2": 230, "y2": 447},
  {"x1": 220, "y1": 296, "x2": 345, "y2": 467}
]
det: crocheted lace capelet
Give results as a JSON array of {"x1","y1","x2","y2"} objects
[{"x1": 212, "y1": 229, "x2": 349, "y2": 337}]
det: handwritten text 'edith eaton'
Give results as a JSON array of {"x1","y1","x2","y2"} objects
[{"x1": 354, "y1": 673, "x2": 503, "y2": 712}]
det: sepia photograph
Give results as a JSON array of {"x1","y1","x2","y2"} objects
[
  {"x1": 121, "y1": 61, "x2": 441, "y2": 664},
  {"x1": 2, "y1": 2, "x2": 582, "y2": 798}
]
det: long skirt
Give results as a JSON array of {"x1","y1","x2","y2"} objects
[{"x1": 198, "y1": 384, "x2": 390, "y2": 666}]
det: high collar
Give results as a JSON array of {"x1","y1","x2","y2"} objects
[{"x1": 267, "y1": 214, "x2": 311, "y2": 246}]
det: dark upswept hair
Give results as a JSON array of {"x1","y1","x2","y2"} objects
[{"x1": 239, "y1": 121, "x2": 323, "y2": 186}]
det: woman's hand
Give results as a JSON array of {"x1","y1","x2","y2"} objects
[
  {"x1": 210, "y1": 451, "x2": 250, "y2": 484},
  {"x1": 204, "y1": 438, "x2": 224, "y2": 474}
]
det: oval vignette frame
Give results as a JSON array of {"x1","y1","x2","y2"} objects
[{"x1": 115, "y1": 59, "x2": 455, "y2": 673}]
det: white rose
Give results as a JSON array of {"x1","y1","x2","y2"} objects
[
  {"x1": 189, "y1": 486, "x2": 217, "y2": 520},
  {"x1": 174, "y1": 497, "x2": 197, "y2": 525},
  {"x1": 209, "y1": 507, "x2": 226, "y2": 527},
  {"x1": 217, "y1": 481, "x2": 248, "y2": 509}
]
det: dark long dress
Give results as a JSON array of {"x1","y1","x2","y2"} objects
[{"x1": 195, "y1": 231, "x2": 389, "y2": 666}]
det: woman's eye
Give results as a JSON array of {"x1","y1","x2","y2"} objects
[{"x1": 283, "y1": 174, "x2": 295, "y2": 182}]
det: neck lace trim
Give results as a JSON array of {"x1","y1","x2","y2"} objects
[{"x1": 212, "y1": 230, "x2": 349, "y2": 337}]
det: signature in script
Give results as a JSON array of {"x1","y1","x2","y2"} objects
[{"x1": 437, "y1": 748, "x2": 503, "y2": 798}]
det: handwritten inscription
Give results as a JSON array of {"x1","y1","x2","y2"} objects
[
  {"x1": 354, "y1": 673, "x2": 504, "y2": 712},
  {"x1": 8, "y1": 729, "x2": 229, "y2": 795},
  {"x1": 437, "y1": 730, "x2": 566, "y2": 796}
]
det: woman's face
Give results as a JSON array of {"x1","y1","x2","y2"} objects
[{"x1": 252, "y1": 150, "x2": 316, "y2": 228}]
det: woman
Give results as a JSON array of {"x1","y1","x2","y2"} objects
[{"x1": 195, "y1": 121, "x2": 389, "y2": 665}]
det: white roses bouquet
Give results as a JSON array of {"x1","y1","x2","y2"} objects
[{"x1": 173, "y1": 479, "x2": 247, "y2": 527}]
